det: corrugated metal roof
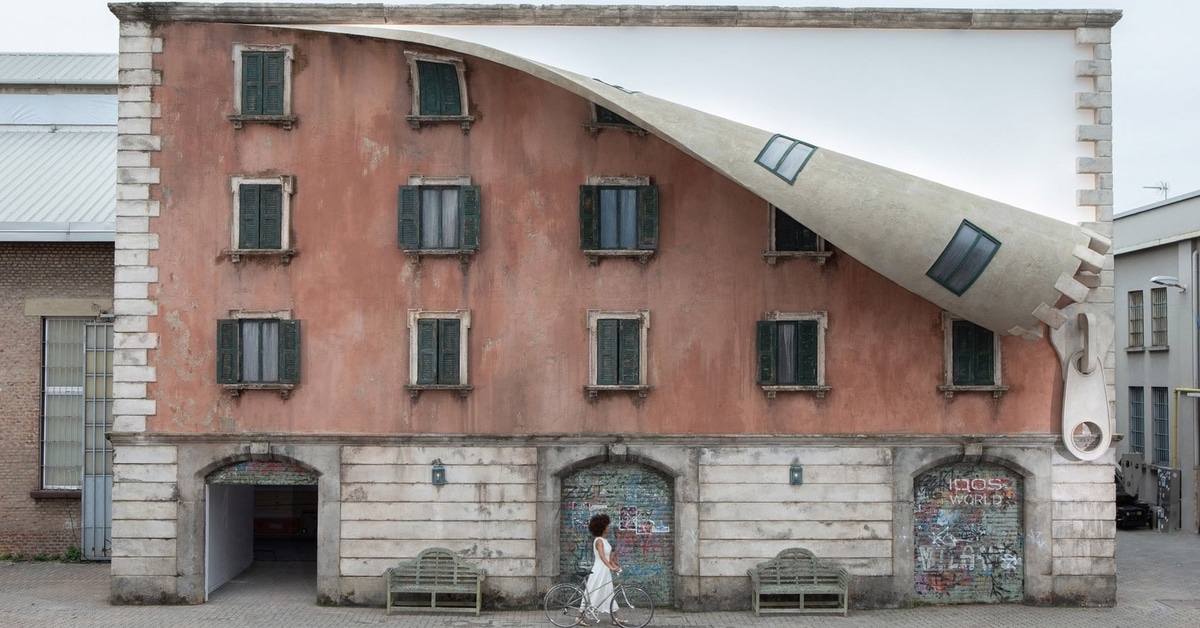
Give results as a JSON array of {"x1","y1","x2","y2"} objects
[
  {"x1": 0, "y1": 128, "x2": 115, "y2": 240},
  {"x1": 0, "y1": 53, "x2": 117, "y2": 85}
]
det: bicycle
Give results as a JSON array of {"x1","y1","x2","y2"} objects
[{"x1": 543, "y1": 570, "x2": 654, "y2": 628}]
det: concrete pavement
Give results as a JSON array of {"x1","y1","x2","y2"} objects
[{"x1": 2, "y1": 529, "x2": 1198, "y2": 627}]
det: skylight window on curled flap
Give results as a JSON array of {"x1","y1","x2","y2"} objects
[
  {"x1": 926, "y1": 220, "x2": 1001, "y2": 296},
  {"x1": 755, "y1": 134, "x2": 816, "y2": 184}
]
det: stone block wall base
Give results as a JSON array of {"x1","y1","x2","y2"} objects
[
  {"x1": 110, "y1": 576, "x2": 190, "y2": 605},
  {"x1": 1042, "y1": 575, "x2": 1116, "y2": 607}
]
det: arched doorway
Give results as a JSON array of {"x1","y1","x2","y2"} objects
[
  {"x1": 205, "y1": 459, "x2": 319, "y2": 599},
  {"x1": 559, "y1": 462, "x2": 675, "y2": 605},
  {"x1": 913, "y1": 461, "x2": 1024, "y2": 603}
]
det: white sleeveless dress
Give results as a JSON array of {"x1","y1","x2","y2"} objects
[{"x1": 585, "y1": 536, "x2": 616, "y2": 612}]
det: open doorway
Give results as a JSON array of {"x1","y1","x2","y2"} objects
[{"x1": 205, "y1": 460, "x2": 319, "y2": 600}]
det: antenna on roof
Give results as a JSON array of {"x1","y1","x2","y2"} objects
[{"x1": 1143, "y1": 181, "x2": 1170, "y2": 200}]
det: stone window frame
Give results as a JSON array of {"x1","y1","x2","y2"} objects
[
  {"x1": 404, "y1": 50, "x2": 474, "y2": 133},
  {"x1": 585, "y1": 309, "x2": 652, "y2": 398},
  {"x1": 759, "y1": 310, "x2": 831, "y2": 399},
  {"x1": 221, "y1": 308, "x2": 297, "y2": 399},
  {"x1": 228, "y1": 43, "x2": 297, "y2": 129},
  {"x1": 224, "y1": 175, "x2": 296, "y2": 264},
  {"x1": 763, "y1": 203, "x2": 832, "y2": 266},
  {"x1": 580, "y1": 175, "x2": 658, "y2": 265},
  {"x1": 405, "y1": 309, "x2": 472, "y2": 400},
  {"x1": 939, "y1": 312, "x2": 1008, "y2": 398}
]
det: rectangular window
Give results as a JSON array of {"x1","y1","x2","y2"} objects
[
  {"x1": 217, "y1": 318, "x2": 301, "y2": 385},
  {"x1": 237, "y1": 183, "x2": 283, "y2": 249},
  {"x1": 950, "y1": 319, "x2": 996, "y2": 386},
  {"x1": 756, "y1": 313, "x2": 827, "y2": 390},
  {"x1": 927, "y1": 220, "x2": 1001, "y2": 296},
  {"x1": 587, "y1": 310, "x2": 649, "y2": 389},
  {"x1": 398, "y1": 184, "x2": 481, "y2": 252},
  {"x1": 754, "y1": 134, "x2": 815, "y2": 184},
  {"x1": 579, "y1": 184, "x2": 659, "y2": 251},
  {"x1": 231, "y1": 44, "x2": 294, "y2": 126},
  {"x1": 771, "y1": 206, "x2": 821, "y2": 252},
  {"x1": 1128, "y1": 290, "x2": 1144, "y2": 348},
  {"x1": 404, "y1": 51, "x2": 471, "y2": 130},
  {"x1": 1151, "y1": 287, "x2": 1168, "y2": 346},
  {"x1": 1129, "y1": 386, "x2": 1145, "y2": 455},
  {"x1": 229, "y1": 176, "x2": 294, "y2": 257},
  {"x1": 241, "y1": 50, "x2": 286, "y2": 115},
  {"x1": 41, "y1": 319, "x2": 112, "y2": 490},
  {"x1": 1152, "y1": 386, "x2": 1169, "y2": 464},
  {"x1": 407, "y1": 310, "x2": 471, "y2": 391}
]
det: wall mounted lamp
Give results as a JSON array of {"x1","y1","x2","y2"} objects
[
  {"x1": 431, "y1": 459, "x2": 446, "y2": 485},
  {"x1": 1151, "y1": 275, "x2": 1187, "y2": 292},
  {"x1": 789, "y1": 464, "x2": 804, "y2": 485}
]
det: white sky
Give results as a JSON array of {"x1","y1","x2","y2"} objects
[{"x1": 4, "y1": 0, "x2": 1198, "y2": 214}]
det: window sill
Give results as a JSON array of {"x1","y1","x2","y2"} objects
[
  {"x1": 583, "y1": 249, "x2": 656, "y2": 266},
  {"x1": 405, "y1": 384, "x2": 472, "y2": 400},
  {"x1": 406, "y1": 114, "x2": 474, "y2": 134},
  {"x1": 1148, "y1": 345, "x2": 1169, "y2": 352},
  {"x1": 585, "y1": 385, "x2": 652, "y2": 399},
  {"x1": 403, "y1": 249, "x2": 475, "y2": 269},
  {"x1": 30, "y1": 489, "x2": 81, "y2": 500},
  {"x1": 1125, "y1": 345, "x2": 1145, "y2": 352},
  {"x1": 223, "y1": 248, "x2": 297, "y2": 265},
  {"x1": 762, "y1": 250, "x2": 832, "y2": 266},
  {"x1": 582, "y1": 121, "x2": 647, "y2": 137},
  {"x1": 223, "y1": 383, "x2": 295, "y2": 399},
  {"x1": 227, "y1": 114, "x2": 298, "y2": 130},
  {"x1": 938, "y1": 384, "x2": 1009, "y2": 399},
  {"x1": 761, "y1": 385, "x2": 831, "y2": 399}
]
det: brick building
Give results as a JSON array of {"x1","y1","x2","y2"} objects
[
  {"x1": 0, "y1": 53, "x2": 117, "y2": 559},
  {"x1": 106, "y1": 3, "x2": 1119, "y2": 610}
]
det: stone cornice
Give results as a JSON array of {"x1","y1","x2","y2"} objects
[{"x1": 108, "y1": 3, "x2": 1122, "y2": 30}]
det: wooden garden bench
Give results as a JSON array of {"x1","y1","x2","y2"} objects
[
  {"x1": 383, "y1": 547, "x2": 486, "y2": 615},
  {"x1": 747, "y1": 547, "x2": 849, "y2": 616}
]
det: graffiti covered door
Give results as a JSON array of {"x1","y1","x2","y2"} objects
[
  {"x1": 914, "y1": 462, "x2": 1024, "y2": 603},
  {"x1": 560, "y1": 463, "x2": 674, "y2": 605}
]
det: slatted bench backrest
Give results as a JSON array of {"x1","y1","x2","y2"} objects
[
  {"x1": 389, "y1": 548, "x2": 482, "y2": 587},
  {"x1": 755, "y1": 548, "x2": 843, "y2": 585}
]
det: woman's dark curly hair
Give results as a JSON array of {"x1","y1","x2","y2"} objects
[{"x1": 588, "y1": 513, "x2": 611, "y2": 537}]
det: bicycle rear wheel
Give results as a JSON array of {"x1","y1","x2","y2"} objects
[
  {"x1": 544, "y1": 583, "x2": 586, "y2": 627},
  {"x1": 611, "y1": 586, "x2": 653, "y2": 628}
]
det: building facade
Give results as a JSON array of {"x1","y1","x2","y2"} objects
[
  {"x1": 0, "y1": 53, "x2": 117, "y2": 559},
  {"x1": 1114, "y1": 191, "x2": 1200, "y2": 533},
  {"x1": 107, "y1": 4, "x2": 1119, "y2": 609}
]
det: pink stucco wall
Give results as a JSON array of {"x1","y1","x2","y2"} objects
[{"x1": 145, "y1": 23, "x2": 1061, "y2": 436}]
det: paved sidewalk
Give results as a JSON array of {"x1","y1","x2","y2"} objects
[{"x1": 2, "y1": 529, "x2": 1199, "y2": 627}]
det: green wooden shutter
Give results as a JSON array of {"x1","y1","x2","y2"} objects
[
  {"x1": 617, "y1": 318, "x2": 641, "y2": 386},
  {"x1": 278, "y1": 320, "x2": 301, "y2": 384},
  {"x1": 398, "y1": 186, "x2": 420, "y2": 250},
  {"x1": 217, "y1": 319, "x2": 241, "y2": 384},
  {"x1": 973, "y1": 324, "x2": 995, "y2": 385},
  {"x1": 797, "y1": 320, "x2": 819, "y2": 386},
  {"x1": 238, "y1": 184, "x2": 261, "y2": 249},
  {"x1": 242, "y1": 51, "x2": 263, "y2": 115},
  {"x1": 438, "y1": 319, "x2": 461, "y2": 385},
  {"x1": 755, "y1": 321, "x2": 777, "y2": 385},
  {"x1": 416, "y1": 318, "x2": 438, "y2": 384},
  {"x1": 952, "y1": 320, "x2": 976, "y2": 385},
  {"x1": 637, "y1": 185, "x2": 659, "y2": 250},
  {"x1": 579, "y1": 186, "x2": 599, "y2": 250},
  {"x1": 596, "y1": 319, "x2": 619, "y2": 385},
  {"x1": 418, "y1": 61, "x2": 461, "y2": 116},
  {"x1": 259, "y1": 184, "x2": 283, "y2": 250},
  {"x1": 262, "y1": 51, "x2": 286, "y2": 116},
  {"x1": 459, "y1": 185, "x2": 481, "y2": 251}
]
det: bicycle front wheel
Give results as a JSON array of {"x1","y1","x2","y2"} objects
[
  {"x1": 611, "y1": 586, "x2": 653, "y2": 628},
  {"x1": 544, "y1": 583, "x2": 586, "y2": 627}
]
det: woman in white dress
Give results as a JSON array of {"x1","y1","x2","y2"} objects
[{"x1": 582, "y1": 513, "x2": 627, "y2": 626}]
